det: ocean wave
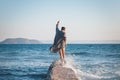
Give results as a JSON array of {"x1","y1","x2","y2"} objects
[
  {"x1": 66, "y1": 54, "x2": 120, "y2": 80},
  {"x1": 67, "y1": 52, "x2": 91, "y2": 56},
  {"x1": 0, "y1": 68, "x2": 47, "y2": 79},
  {"x1": 106, "y1": 53, "x2": 120, "y2": 58},
  {"x1": 22, "y1": 73, "x2": 47, "y2": 79},
  {"x1": 65, "y1": 56, "x2": 101, "y2": 80},
  {"x1": 0, "y1": 72, "x2": 47, "y2": 79},
  {"x1": 0, "y1": 72, "x2": 12, "y2": 76},
  {"x1": 0, "y1": 61, "x2": 50, "y2": 69}
]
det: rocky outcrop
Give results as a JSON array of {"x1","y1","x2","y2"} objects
[{"x1": 47, "y1": 60, "x2": 78, "y2": 80}]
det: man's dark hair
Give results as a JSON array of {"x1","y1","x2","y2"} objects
[{"x1": 61, "y1": 27, "x2": 65, "y2": 30}]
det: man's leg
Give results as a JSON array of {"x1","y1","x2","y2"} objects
[
  {"x1": 61, "y1": 48, "x2": 66, "y2": 63},
  {"x1": 62, "y1": 48, "x2": 65, "y2": 58},
  {"x1": 59, "y1": 49, "x2": 63, "y2": 61}
]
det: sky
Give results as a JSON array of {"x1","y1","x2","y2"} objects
[{"x1": 0, "y1": 0, "x2": 120, "y2": 43}]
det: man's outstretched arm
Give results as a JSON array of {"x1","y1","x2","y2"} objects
[{"x1": 56, "y1": 21, "x2": 60, "y2": 32}]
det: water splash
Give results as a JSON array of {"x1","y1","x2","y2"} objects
[{"x1": 64, "y1": 55, "x2": 109, "y2": 80}]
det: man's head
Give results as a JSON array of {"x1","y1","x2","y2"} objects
[{"x1": 61, "y1": 27, "x2": 66, "y2": 31}]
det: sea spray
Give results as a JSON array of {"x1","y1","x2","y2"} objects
[
  {"x1": 65, "y1": 54, "x2": 103, "y2": 80},
  {"x1": 64, "y1": 55, "x2": 82, "y2": 80}
]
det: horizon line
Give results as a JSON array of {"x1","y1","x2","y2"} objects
[{"x1": 0, "y1": 38, "x2": 120, "y2": 44}]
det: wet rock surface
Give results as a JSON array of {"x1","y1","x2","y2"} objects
[{"x1": 47, "y1": 60, "x2": 78, "y2": 80}]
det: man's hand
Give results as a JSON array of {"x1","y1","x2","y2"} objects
[{"x1": 57, "y1": 20, "x2": 60, "y2": 24}]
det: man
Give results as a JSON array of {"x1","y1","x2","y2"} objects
[{"x1": 51, "y1": 21, "x2": 67, "y2": 63}]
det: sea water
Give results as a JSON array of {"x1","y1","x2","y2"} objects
[{"x1": 0, "y1": 44, "x2": 120, "y2": 80}]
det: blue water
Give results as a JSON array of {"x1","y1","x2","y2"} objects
[{"x1": 0, "y1": 44, "x2": 120, "y2": 80}]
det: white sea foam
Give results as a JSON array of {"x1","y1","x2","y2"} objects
[
  {"x1": 63, "y1": 56, "x2": 82, "y2": 80},
  {"x1": 77, "y1": 69, "x2": 102, "y2": 80},
  {"x1": 64, "y1": 55, "x2": 115, "y2": 80},
  {"x1": 0, "y1": 61, "x2": 50, "y2": 69}
]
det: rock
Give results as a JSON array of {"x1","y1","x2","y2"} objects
[{"x1": 47, "y1": 60, "x2": 79, "y2": 80}]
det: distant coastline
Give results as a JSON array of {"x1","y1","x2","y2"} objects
[
  {"x1": 0, "y1": 38, "x2": 42, "y2": 44},
  {"x1": 0, "y1": 38, "x2": 120, "y2": 44}
]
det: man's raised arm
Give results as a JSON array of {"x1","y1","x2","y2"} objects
[{"x1": 56, "y1": 21, "x2": 60, "y2": 32}]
